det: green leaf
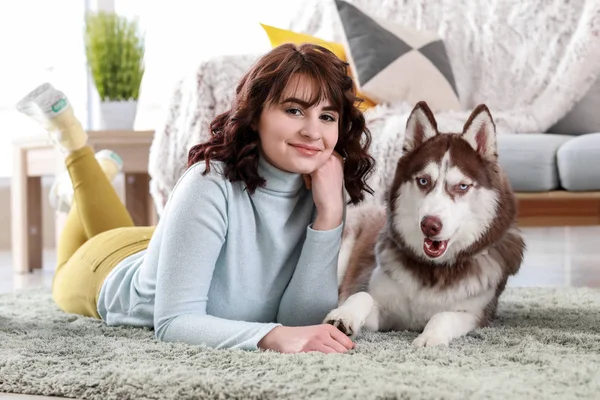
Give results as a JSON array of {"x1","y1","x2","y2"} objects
[{"x1": 84, "y1": 11, "x2": 145, "y2": 101}]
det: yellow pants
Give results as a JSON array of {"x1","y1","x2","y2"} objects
[{"x1": 52, "y1": 146, "x2": 155, "y2": 319}]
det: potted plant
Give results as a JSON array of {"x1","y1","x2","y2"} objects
[{"x1": 84, "y1": 11, "x2": 145, "y2": 130}]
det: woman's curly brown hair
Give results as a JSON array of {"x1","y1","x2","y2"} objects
[{"x1": 187, "y1": 42, "x2": 375, "y2": 205}]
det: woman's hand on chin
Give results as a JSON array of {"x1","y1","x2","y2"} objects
[{"x1": 308, "y1": 151, "x2": 344, "y2": 231}]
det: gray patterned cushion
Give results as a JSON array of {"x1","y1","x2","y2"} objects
[{"x1": 334, "y1": 0, "x2": 461, "y2": 112}]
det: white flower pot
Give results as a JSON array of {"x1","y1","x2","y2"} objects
[{"x1": 96, "y1": 100, "x2": 138, "y2": 130}]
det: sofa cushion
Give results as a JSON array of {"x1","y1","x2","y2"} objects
[
  {"x1": 497, "y1": 133, "x2": 573, "y2": 192},
  {"x1": 557, "y1": 132, "x2": 600, "y2": 191},
  {"x1": 333, "y1": 0, "x2": 461, "y2": 112}
]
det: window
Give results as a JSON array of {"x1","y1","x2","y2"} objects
[{"x1": 0, "y1": 0, "x2": 87, "y2": 177}]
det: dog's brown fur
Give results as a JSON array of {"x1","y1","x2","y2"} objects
[{"x1": 339, "y1": 205, "x2": 386, "y2": 301}]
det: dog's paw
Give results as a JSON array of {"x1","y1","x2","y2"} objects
[
  {"x1": 412, "y1": 332, "x2": 449, "y2": 347},
  {"x1": 323, "y1": 307, "x2": 362, "y2": 336}
]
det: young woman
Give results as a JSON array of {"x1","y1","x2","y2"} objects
[{"x1": 17, "y1": 43, "x2": 375, "y2": 354}]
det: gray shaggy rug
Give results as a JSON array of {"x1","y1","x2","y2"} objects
[{"x1": 0, "y1": 287, "x2": 599, "y2": 400}]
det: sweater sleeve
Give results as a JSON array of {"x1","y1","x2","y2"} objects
[
  {"x1": 153, "y1": 164, "x2": 280, "y2": 350},
  {"x1": 276, "y1": 218, "x2": 344, "y2": 326}
]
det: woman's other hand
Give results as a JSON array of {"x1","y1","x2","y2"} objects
[{"x1": 258, "y1": 324, "x2": 355, "y2": 354}]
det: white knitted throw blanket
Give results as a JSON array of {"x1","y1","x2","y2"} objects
[{"x1": 148, "y1": 0, "x2": 600, "y2": 213}]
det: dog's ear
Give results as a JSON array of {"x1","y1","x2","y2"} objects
[
  {"x1": 462, "y1": 104, "x2": 497, "y2": 161},
  {"x1": 403, "y1": 101, "x2": 438, "y2": 153}
]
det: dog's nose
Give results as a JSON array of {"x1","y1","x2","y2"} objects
[{"x1": 421, "y1": 216, "x2": 442, "y2": 237}]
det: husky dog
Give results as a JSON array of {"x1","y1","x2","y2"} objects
[{"x1": 325, "y1": 101, "x2": 526, "y2": 347}]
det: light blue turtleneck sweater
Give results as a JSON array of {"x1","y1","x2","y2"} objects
[{"x1": 97, "y1": 156, "x2": 343, "y2": 350}]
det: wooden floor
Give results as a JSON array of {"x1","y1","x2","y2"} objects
[{"x1": 508, "y1": 225, "x2": 600, "y2": 288}]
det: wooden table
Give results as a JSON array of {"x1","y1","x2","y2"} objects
[{"x1": 11, "y1": 130, "x2": 157, "y2": 274}]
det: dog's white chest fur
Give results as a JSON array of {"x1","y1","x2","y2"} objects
[
  {"x1": 371, "y1": 245, "x2": 501, "y2": 331},
  {"x1": 325, "y1": 247, "x2": 502, "y2": 346},
  {"x1": 369, "y1": 262, "x2": 495, "y2": 332},
  {"x1": 323, "y1": 244, "x2": 502, "y2": 343}
]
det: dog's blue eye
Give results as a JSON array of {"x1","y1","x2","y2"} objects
[
  {"x1": 417, "y1": 178, "x2": 428, "y2": 186},
  {"x1": 458, "y1": 183, "x2": 470, "y2": 190}
]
